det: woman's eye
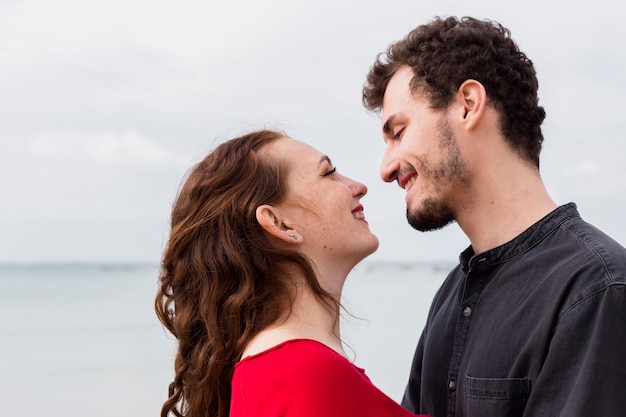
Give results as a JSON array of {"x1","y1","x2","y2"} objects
[{"x1": 323, "y1": 167, "x2": 337, "y2": 177}]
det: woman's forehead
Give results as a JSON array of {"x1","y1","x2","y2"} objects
[{"x1": 266, "y1": 137, "x2": 323, "y2": 162}]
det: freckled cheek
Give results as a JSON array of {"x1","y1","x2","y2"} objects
[{"x1": 299, "y1": 198, "x2": 347, "y2": 234}]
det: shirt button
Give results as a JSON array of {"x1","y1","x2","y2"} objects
[
  {"x1": 463, "y1": 306, "x2": 472, "y2": 317},
  {"x1": 448, "y1": 380, "x2": 456, "y2": 391}
]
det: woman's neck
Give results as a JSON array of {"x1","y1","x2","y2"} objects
[{"x1": 241, "y1": 284, "x2": 346, "y2": 359}]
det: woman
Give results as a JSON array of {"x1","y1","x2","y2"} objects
[{"x1": 155, "y1": 129, "x2": 425, "y2": 417}]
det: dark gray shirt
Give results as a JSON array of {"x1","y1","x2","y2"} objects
[{"x1": 402, "y1": 203, "x2": 626, "y2": 417}]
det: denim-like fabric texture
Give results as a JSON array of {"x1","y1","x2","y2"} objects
[{"x1": 402, "y1": 203, "x2": 626, "y2": 417}]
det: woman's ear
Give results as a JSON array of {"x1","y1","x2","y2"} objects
[
  {"x1": 256, "y1": 204, "x2": 303, "y2": 245},
  {"x1": 457, "y1": 79, "x2": 487, "y2": 130}
]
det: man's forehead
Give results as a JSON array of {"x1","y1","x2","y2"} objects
[{"x1": 382, "y1": 67, "x2": 414, "y2": 111}]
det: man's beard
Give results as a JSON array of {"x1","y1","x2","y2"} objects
[
  {"x1": 407, "y1": 197, "x2": 455, "y2": 232},
  {"x1": 406, "y1": 113, "x2": 468, "y2": 232}
]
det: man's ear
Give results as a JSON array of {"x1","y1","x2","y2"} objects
[
  {"x1": 457, "y1": 79, "x2": 487, "y2": 130},
  {"x1": 256, "y1": 204, "x2": 303, "y2": 244}
]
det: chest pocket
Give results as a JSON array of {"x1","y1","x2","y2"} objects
[{"x1": 463, "y1": 374, "x2": 530, "y2": 417}]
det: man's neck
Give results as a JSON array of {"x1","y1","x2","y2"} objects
[{"x1": 457, "y1": 162, "x2": 557, "y2": 254}]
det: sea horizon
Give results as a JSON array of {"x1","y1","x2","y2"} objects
[{"x1": 1, "y1": 260, "x2": 449, "y2": 416}]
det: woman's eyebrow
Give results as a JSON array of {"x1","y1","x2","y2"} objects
[{"x1": 318, "y1": 155, "x2": 332, "y2": 166}]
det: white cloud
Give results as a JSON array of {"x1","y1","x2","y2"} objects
[{"x1": 27, "y1": 130, "x2": 190, "y2": 167}]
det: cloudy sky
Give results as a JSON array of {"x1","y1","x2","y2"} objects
[{"x1": 1, "y1": 0, "x2": 625, "y2": 264}]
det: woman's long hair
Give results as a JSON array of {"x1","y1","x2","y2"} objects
[{"x1": 155, "y1": 130, "x2": 338, "y2": 417}]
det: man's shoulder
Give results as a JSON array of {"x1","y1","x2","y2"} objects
[{"x1": 557, "y1": 214, "x2": 626, "y2": 283}]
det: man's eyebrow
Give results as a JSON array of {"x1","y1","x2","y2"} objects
[{"x1": 382, "y1": 114, "x2": 397, "y2": 135}]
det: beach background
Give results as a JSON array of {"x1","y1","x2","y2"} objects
[
  {"x1": 0, "y1": 260, "x2": 448, "y2": 416},
  {"x1": 2, "y1": 1, "x2": 626, "y2": 416}
]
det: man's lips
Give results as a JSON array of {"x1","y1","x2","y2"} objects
[{"x1": 398, "y1": 172, "x2": 417, "y2": 190}]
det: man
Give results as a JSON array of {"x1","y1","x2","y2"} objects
[{"x1": 362, "y1": 16, "x2": 626, "y2": 417}]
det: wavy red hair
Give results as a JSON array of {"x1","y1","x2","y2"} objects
[{"x1": 155, "y1": 129, "x2": 337, "y2": 417}]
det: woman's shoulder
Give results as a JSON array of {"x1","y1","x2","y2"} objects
[
  {"x1": 232, "y1": 339, "x2": 422, "y2": 417},
  {"x1": 237, "y1": 338, "x2": 362, "y2": 376},
  {"x1": 235, "y1": 338, "x2": 375, "y2": 400}
]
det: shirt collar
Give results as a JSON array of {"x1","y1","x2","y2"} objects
[{"x1": 459, "y1": 203, "x2": 580, "y2": 270}]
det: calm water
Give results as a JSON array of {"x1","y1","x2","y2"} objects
[{"x1": 0, "y1": 261, "x2": 450, "y2": 416}]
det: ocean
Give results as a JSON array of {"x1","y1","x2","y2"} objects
[{"x1": 0, "y1": 261, "x2": 451, "y2": 416}]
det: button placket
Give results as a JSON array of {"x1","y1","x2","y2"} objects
[{"x1": 448, "y1": 379, "x2": 456, "y2": 391}]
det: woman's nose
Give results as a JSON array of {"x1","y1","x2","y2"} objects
[
  {"x1": 380, "y1": 145, "x2": 400, "y2": 183},
  {"x1": 352, "y1": 181, "x2": 367, "y2": 198}
]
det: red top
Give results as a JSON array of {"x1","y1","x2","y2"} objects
[{"x1": 230, "y1": 339, "x2": 426, "y2": 417}]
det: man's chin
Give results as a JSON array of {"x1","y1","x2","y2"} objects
[{"x1": 406, "y1": 205, "x2": 455, "y2": 232}]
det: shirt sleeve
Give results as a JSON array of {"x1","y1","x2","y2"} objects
[{"x1": 525, "y1": 283, "x2": 626, "y2": 416}]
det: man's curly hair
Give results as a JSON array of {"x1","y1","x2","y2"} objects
[{"x1": 362, "y1": 16, "x2": 546, "y2": 167}]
